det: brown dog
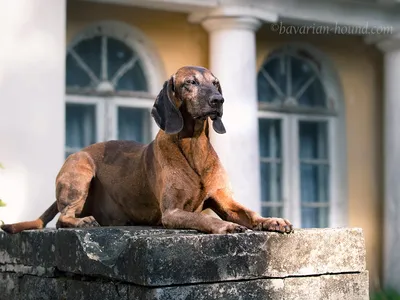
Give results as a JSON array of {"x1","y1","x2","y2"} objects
[{"x1": 1, "y1": 66, "x2": 293, "y2": 235}]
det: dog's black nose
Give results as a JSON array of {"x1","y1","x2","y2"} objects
[{"x1": 209, "y1": 95, "x2": 224, "y2": 107}]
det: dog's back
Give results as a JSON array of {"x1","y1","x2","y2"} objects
[{"x1": 76, "y1": 140, "x2": 162, "y2": 226}]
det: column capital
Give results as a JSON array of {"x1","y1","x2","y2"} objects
[
  {"x1": 202, "y1": 16, "x2": 262, "y2": 32},
  {"x1": 189, "y1": 5, "x2": 276, "y2": 31},
  {"x1": 365, "y1": 32, "x2": 400, "y2": 52}
]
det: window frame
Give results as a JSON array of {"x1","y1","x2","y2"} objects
[
  {"x1": 65, "y1": 95, "x2": 106, "y2": 153},
  {"x1": 257, "y1": 44, "x2": 347, "y2": 228},
  {"x1": 258, "y1": 110, "x2": 337, "y2": 228},
  {"x1": 65, "y1": 21, "x2": 165, "y2": 154},
  {"x1": 109, "y1": 96, "x2": 157, "y2": 141}
]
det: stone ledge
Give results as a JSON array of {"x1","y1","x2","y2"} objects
[
  {"x1": 0, "y1": 227, "x2": 366, "y2": 286},
  {"x1": 0, "y1": 227, "x2": 369, "y2": 299}
]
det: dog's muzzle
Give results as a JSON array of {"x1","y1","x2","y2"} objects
[
  {"x1": 209, "y1": 95, "x2": 224, "y2": 108},
  {"x1": 207, "y1": 96, "x2": 225, "y2": 134}
]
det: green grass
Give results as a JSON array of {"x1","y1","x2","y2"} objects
[{"x1": 371, "y1": 288, "x2": 400, "y2": 300}]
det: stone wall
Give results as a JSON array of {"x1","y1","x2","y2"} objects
[{"x1": 0, "y1": 227, "x2": 368, "y2": 299}]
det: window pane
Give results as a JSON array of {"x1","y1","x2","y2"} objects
[
  {"x1": 300, "y1": 164, "x2": 329, "y2": 203},
  {"x1": 118, "y1": 107, "x2": 149, "y2": 143},
  {"x1": 107, "y1": 37, "x2": 134, "y2": 80},
  {"x1": 299, "y1": 121, "x2": 328, "y2": 159},
  {"x1": 260, "y1": 162, "x2": 282, "y2": 203},
  {"x1": 298, "y1": 78, "x2": 326, "y2": 108},
  {"x1": 257, "y1": 71, "x2": 279, "y2": 103},
  {"x1": 116, "y1": 60, "x2": 148, "y2": 92},
  {"x1": 265, "y1": 56, "x2": 287, "y2": 96},
  {"x1": 66, "y1": 53, "x2": 92, "y2": 88},
  {"x1": 262, "y1": 206, "x2": 283, "y2": 218},
  {"x1": 299, "y1": 121, "x2": 330, "y2": 228},
  {"x1": 290, "y1": 56, "x2": 314, "y2": 97},
  {"x1": 258, "y1": 56, "x2": 287, "y2": 103},
  {"x1": 73, "y1": 36, "x2": 101, "y2": 80},
  {"x1": 259, "y1": 119, "x2": 281, "y2": 158},
  {"x1": 259, "y1": 118, "x2": 282, "y2": 206},
  {"x1": 66, "y1": 104, "x2": 96, "y2": 154},
  {"x1": 301, "y1": 207, "x2": 329, "y2": 228},
  {"x1": 258, "y1": 50, "x2": 329, "y2": 112}
]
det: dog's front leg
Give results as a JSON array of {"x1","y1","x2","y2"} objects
[
  {"x1": 206, "y1": 189, "x2": 293, "y2": 233},
  {"x1": 161, "y1": 208, "x2": 248, "y2": 234}
]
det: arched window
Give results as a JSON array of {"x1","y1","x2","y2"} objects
[
  {"x1": 65, "y1": 21, "x2": 164, "y2": 157},
  {"x1": 257, "y1": 45, "x2": 347, "y2": 228}
]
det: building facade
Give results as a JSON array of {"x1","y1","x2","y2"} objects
[{"x1": 1, "y1": 0, "x2": 399, "y2": 292}]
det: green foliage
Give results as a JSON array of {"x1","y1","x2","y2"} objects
[{"x1": 371, "y1": 288, "x2": 400, "y2": 300}]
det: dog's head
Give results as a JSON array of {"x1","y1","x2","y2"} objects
[{"x1": 151, "y1": 66, "x2": 226, "y2": 135}]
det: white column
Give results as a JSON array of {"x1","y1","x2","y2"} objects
[
  {"x1": 0, "y1": 0, "x2": 66, "y2": 225},
  {"x1": 202, "y1": 17, "x2": 261, "y2": 213},
  {"x1": 378, "y1": 35, "x2": 400, "y2": 291}
]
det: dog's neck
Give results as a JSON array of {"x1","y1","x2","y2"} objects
[
  {"x1": 178, "y1": 105, "x2": 208, "y2": 140},
  {"x1": 172, "y1": 109, "x2": 212, "y2": 175},
  {"x1": 177, "y1": 121, "x2": 211, "y2": 176}
]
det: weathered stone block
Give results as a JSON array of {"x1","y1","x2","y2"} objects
[
  {"x1": 130, "y1": 272, "x2": 369, "y2": 300},
  {"x1": 0, "y1": 271, "x2": 369, "y2": 300},
  {"x1": 0, "y1": 273, "x2": 19, "y2": 299},
  {"x1": 0, "y1": 229, "x2": 56, "y2": 269},
  {"x1": 1, "y1": 227, "x2": 365, "y2": 286},
  {"x1": 0, "y1": 227, "x2": 369, "y2": 299}
]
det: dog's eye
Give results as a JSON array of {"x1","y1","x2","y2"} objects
[
  {"x1": 185, "y1": 79, "x2": 197, "y2": 85},
  {"x1": 213, "y1": 81, "x2": 219, "y2": 87}
]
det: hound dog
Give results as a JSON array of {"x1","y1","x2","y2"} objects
[{"x1": 1, "y1": 66, "x2": 293, "y2": 235}]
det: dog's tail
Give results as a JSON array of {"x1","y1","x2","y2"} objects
[{"x1": 1, "y1": 201, "x2": 59, "y2": 234}]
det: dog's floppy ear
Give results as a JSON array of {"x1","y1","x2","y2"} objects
[
  {"x1": 211, "y1": 79, "x2": 226, "y2": 134},
  {"x1": 212, "y1": 117, "x2": 226, "y2": 134},
  {"x1": 151, "y1": 76, "x2": 183, "y2": 134}
]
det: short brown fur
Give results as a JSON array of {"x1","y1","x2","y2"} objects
[{"x1": 1, "y1": 66, "x2": 292, "y2": 235}]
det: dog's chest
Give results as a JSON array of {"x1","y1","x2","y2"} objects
[{"x1": 171, "y1": 166, "x2": 208, "y2": 212}]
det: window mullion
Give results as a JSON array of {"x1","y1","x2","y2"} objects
[
  {"x1": 317, "y1": 122, "x2": 326, "y2": 224},
  {"x1": 294, "y1": 75, "x2": 316, "y2": 100},
  {"x1": 269, "y1": 122, "x2": 277, "y2": 204},
  {"x1": 96, "y1": 99, "x2": 106, "y2": 142},
  {"x1": 106, "y1": 98, "x2": 117, "y2": 141},
  {"x1": 291, "y1": 116, "x2": 301, "y2": 227},
  {"x1": 111, "y1": 56, "x2": 139, "y2": 86},
  {"x1": 101, "y1": 36, "x2": 108, "y2": 81},
  {"x1": 69, "y1": 49, "x2": 100, "y2": 85},
  {"x1": 286, "y1": 55, "x2": 292, "y2": 97},
  {"x1": 281, "y1": 116, "x2": 292, "y2": 223},
  {"x1": 328, "y1": 118, "x2": 340, "y2": 227},
  {"x1": 261, "y1": 68, "x2": 285, "y2": 99}
]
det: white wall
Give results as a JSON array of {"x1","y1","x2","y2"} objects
[{"x1": 0, "y1": 0, "x2": 66, "y2": 226}]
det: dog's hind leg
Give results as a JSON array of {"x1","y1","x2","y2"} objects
[{"x1": 55, "y1": 151, "x2": 100, "y2": 229}]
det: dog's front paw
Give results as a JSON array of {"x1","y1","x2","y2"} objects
[
  {"x1": 213, "y1": 222, "x2": 249, "y2": 234},
  {"x1": 253, "y1": 217, "x2": 293, "y2": 234},
  {"x1": 77, "y1": 216, "x2": 100, "y2": 228}
]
